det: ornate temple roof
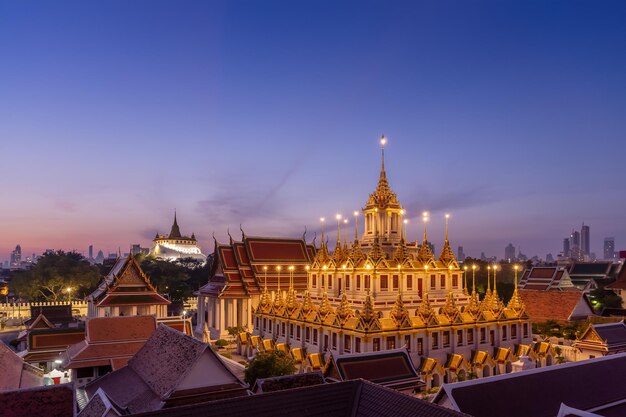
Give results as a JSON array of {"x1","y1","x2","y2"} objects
[{"x1": 364, "y1": 136, "x2": 401, "y2": 210}]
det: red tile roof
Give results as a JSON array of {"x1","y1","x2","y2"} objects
[
  {"x1": 519, "y1": 290, "x2": 591, "y2": 322},
  {"x1": 0, "y1": 343, "x2": 42, "y2": 391},
  {"x1": 0, "y1": 383, "x2": 74, "y2": 417},
  {"x1": 63, "y1": 315, "x2": 157, "y2": 369}
]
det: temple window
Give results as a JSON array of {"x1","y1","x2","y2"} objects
[
  {"x1": 296, "y1": 325, "x2": 301, "y2": 340},
  {"x1": 452, "y1": 274, "x2": 458, "y2": 288},
  {"x1": 511, "y1": 324, "x2": 517, "y2": 338},
  {"x1": 338, "y1": 278, "x2": 342, "y2": 294},
  {"x1": 313, "y1": 329, "x2": 318, "y2": 344},
  {"x1": 290, "y1": 324, "x2": 294, "y2": 337},
  {"x1": 480, "y1": 327, "x2": 486, "y2": 343},
  {"x1": 392, "y1": 275, "x2": 399, "y2": 291},
  {"x1": 332, "y1": 333, "x2": 337, "y2": 350},
  {"x1": 443, "y1": 331, "x2": 450, "y2": 348},
  {"x1": 417, "y1": 338, "x2": 424, "y2": 355},
  {"x1": 386, "y1": 336, "x2": 395, "y2": 350},
  {"x1": 380, "y1": 275, "x2": 388, "y2": 290},
  {"x1": 275, "y1": 323, "x2": 279, "y2": 334},
  {"x1": 324, "y1": 335, "x2": 329, "y2": 350},
  {"x1": 365, "y1": 275, "x2": 371, "y2": 290},
  {"x1": 440, "y1": 275, "x2": 446, "y2": 288},
  {"x1": 344, "y1": 335, "x2": 351, "y2": 353},
  {"x1": 305, "y1": 327, "x2": 310, "y2": 342},
  {"x1": 406, "y1": 275, "x2": 413, "y2": 290},
  {"x1": 262, "y1": 318, "x2": 267, "y2": 331},
  {"x1": 430, "y1": 275, "x2": 436, "y2": 290},
  {"x1": 312, "y1": 275, "x2": 317, "y2": 288},
  {"x1": 345, "y1": 275, "x2": 350, "y2": 290},
  {"x1": 432, "y1": 332, "x2": 439, "y2": 349},
  {"x1": 502, "y1": 326, "x2": 508, "y2": 341},
  {"x1": 404, "y1": 335, "x2": 411, "y2": 352},
  {"x1": 356, "y1": 275, "x2": 361, "y2": 290},
  {"x1": 457, "y1": 330, "x2": 463, "y2": 346},
  {"x1": 328, "y1": 275, "x2": 333, "y2": 289},
  {"x1": 373, "y1": 338, "x2": 381, "y2": 352},
  {"x1": 523, "y1": 323, "x2": 529, "y2": 338},
  {"x1": 468, "y1": 329, "x2": 474, "y2": 344},
  {"x1": 281, "y1": 323, "x2": 285, "y2": 336},
  {"x1": 355, "y1": 337, "x2": 361, "y2": 353}
]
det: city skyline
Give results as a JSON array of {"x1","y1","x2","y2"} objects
[{"x1": 1, "y1": 1, "x2": 626, "y2": 260}]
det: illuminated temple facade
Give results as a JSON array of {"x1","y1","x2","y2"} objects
[
  {"x1": 196, "y1": 140, "x2": 535, "y2": 387},
  {"x1": 149, "y1": 213, "x2": 206, "y2": 262}
]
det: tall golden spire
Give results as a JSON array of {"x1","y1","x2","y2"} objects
[
  {"x1": 300, "y1": 289, "x2": 315, "y2": 314},
  {"x1": 418, "y1": 212, "x2": 434, "y2": 261},
  {"x1": 358, "y1": 289, "x2": 378, "y2": 328},
  {"x1": 335, "y1": 288, "x2": 354, "y2": 324},
  {"x1": 259, "y1": 265, "x2": 271, "y2": 311},
  {"x1": 507, "y1": 264, "x2": 525, "y2": 313},
  {"x1": 366, "y1": 135, "x2": 400, "y2": 210},
  {"x1": 315, "y1": 217, "x2": 330, "y2": 263},
  {"x1": 390, "y1": 291, "x2": 411, "y2": 327},
  {"x1": 438, "y1": 214, "x2": 457, "y2": 264},
  {"x1": 285, "y1": 266, "x2": 299, "y2": 313}
]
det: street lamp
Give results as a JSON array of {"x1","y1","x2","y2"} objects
[{"x1": 65, "y1": 287, "x2": 72, "y2": 303}]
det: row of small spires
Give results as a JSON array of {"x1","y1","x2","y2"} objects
[{"x1": 257, "y1": 273, "x2": 526, "y2": 327}]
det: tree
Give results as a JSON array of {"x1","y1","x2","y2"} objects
[
  {"x1": 244, "y1": 351, "x2": 296, "y2": 386},
  {"x1": 138, "y1": 256, "x2": 209, "y2": 302},
  {"x1": 227, "y1": 326, "x2": 246, "y2": 346},
  {"x1": 10, "y1": 251, "x2": 100, "y2": 301},
  {"x1": 589, "y1": 288, "x2": 623, "y2": 311}
]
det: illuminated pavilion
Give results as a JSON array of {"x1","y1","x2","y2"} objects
[
  {"x1": 198, "y1": 138, "x2": 537, "y2": 388},
  {"x1": 149, "y1": 212, "x2": 206, "y2": 262}
]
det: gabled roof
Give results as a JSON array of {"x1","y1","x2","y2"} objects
[
  {"x1": 519, "y1": 289, "x2": 593, "y2": 322},
  {"x1": 63, "y1": 315, "x2": 157, "y2": 370},
  {"x1": 518, "y1": 267, "x2": 574, "y2": 291},
  {"x1": 0, "y1": 383, "x2": 74, "y2": 417},
  {"x1": 323, "y1": 348, "x2": 422, "y2": 391},
  {"x1": 77, "y1": 388, "x2": 124, "y2": 417},
  {"x1": 25, "y1": 305, "x2": 74, "y2": 326},
  {"x1": 208, "y1": 236, "x2": 314, "y2": 298},
  {"x1": 574, "y1": 321, "x2": 626, "y2": 353},
  {"x1": 89, "y1": 255, "x2": 170, "y2": 307},
  {"x1": 433, "y1": 353, "x2": 626, "y2": 417},
  {"x1": 569, "y1": 262, "x2": 613, "y2": 276},
  {"x1": 127, "y1": 379, "x2": 469, "y2": 417},
  {"x1": 84, "y1": 324, "x2": 247, "y2": 414},
  {"x1": 606, "y1": 262, "x2": 626, "y2": 290},
  {"x1": 0, "y1": 343, "x2": 42, "y2": 391}
]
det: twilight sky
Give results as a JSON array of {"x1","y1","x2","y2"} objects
[{"x1": 1, "y1": 0, "x2": 625, "y2": 261}]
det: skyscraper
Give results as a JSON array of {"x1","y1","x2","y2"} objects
[
  {"x1": 581, "y1": 223, "x2": 590, "y2": 256},
  {"x1": 10, "y1": 244, "x2": 22, "y2": 267},
  {"x1": 88, "y1": 245, "x2": 94, "y2": 259},
  {"x1": 563, "y1": 238, "x2": 570, "y2": 257},
  {"x1": 505, "y1": 243, "x2": 516, "y2": 261},
  {"x1": 604, "y1": 238, "x2": 615, "y2": 260},
  {"x1": 457, "y1": 246, "x2": 465, "y2": 261}
]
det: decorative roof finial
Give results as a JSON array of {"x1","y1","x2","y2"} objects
[
  {"x1": 380, "y1": 134, "x2": 387, "y2": 172},
  {"x1": 353, "y1": 211, "x2": 359, "y2": 241}
]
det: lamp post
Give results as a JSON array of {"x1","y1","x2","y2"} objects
[
  {"x1": 65, "y1": 287, "x2": 72, "y2": 303},
  {"x1": 463, "y1": 265, "x2": 468, "y2": 295},
  {"x1": 472, "y1": 264, "x2": 477, "y2": 294},
  {"x1": 514, "y1": 265, "x2": 519, "y2": 290}
]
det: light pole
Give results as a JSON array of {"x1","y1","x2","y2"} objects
[{"x1": 65, "y1": 287, "x2": 72, "y2": 303}]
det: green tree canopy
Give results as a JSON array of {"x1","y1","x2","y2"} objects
[
  {"x1": 10, "y1": 250, "x2": 100, "y2": 301},
  {"x1": 244, "y1": 351, "x2": 296, "y2": 386},
  {"x1": 138, "y1": 256, "x2": 209, "y2": 302}
]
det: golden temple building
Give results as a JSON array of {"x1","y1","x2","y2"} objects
[{"x1": 197, "y1": 137, "x2": 533, "y2": 387}]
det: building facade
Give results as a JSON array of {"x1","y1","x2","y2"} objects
[{"x1": 198, "y1": 140, "x2": 533, "y2": 386}]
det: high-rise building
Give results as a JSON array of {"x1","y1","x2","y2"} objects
[
  {"x1": 581, "y1": 223, "x2": 590, "y2": 256},
  {"x1": 505, "y1": 243, "x2": 516, "y2": 262},
  {"x1": 88, "y1": 245, "x2": 94, "y2": 259},
  {"x1": 10, "y1": 244, "x2": 22, "y2": 267},
  {"x1": 604, "y1": 238, "x2": 615, "y2": 260},
  {"x1": 563, "y1": 238, "x2": 570, "y2": 257},
  {"x1": 457, "y1": 246, "x2": 465, "y2": 261}
]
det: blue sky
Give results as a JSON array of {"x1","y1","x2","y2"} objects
[{"x1": 1, "y1": 0, "x2": 625, "y2": 260}]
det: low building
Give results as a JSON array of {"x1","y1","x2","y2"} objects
[
  {"x1": 573, "y1": 321, "x2": 626, "y2": 360},
  {"x1": 87, "y1": 255, "x2": 170, "y2": 318},
  {"x1": 82, "y1": 324, "x2": 248, "y2": 414},
  {"x1": 433, "y1": 353, "x2": 626, "y2": 417},
  {"x1": 605, "y1": 261, "x2": 626, "y2": 306},
  {"x1": 567, "y1": 261, "x2": 619, "y2": 289},
  {"x1": 62, "y1": 315, "x2": 158, "y2": 387}
]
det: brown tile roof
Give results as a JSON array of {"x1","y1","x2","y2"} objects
[
  {"x1": 519, "y1": 289, "x2": 591, "y2": 322},
  {"x1": 63, "y1": 315, "x2": 157, "y2": 369},
  {"x1": 529, "y1": 267, "x2": 557, "y2": 278},
  {"x1": 323, "y1": 348, "x2": 422, "y2": 391},
  {"x1": 434, "y1": 353, "x2": 626, "y2": 417},
  {"x1": 129, "y1": 379, "x2": 469, "y2": 417},
  {"x1": 606, "y1": 263, "x2": 626, "y2": 290},
  {"x1": 84, "y1": 324, "x2": 247, "y2": 414},
  {"x1": 253, "y1": 372, "x2": 325, "y2": 393},
  {"x1": 0, "y1": 343, "x2": 42, "y2": 391},
  {"x1": 0, "y1": 383, "x2": 74, "y2": 417},
  {"x1": 25, "y1": 305, "x2": 74, "y2": 326}
]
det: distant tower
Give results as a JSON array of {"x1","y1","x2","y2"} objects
[
  {"x1": 457, "y1": 246, "x2": 465, "y2": 261},
  {"x1": 604, "y1": 238, "x2": 615, "y2": 260},
  {"x1": 505, "y1": 243, "x2": 516, "y2": 262},
  {"x1": 581, "y1": 223, "x2": 590, "y2": 256},
  {"x1": 10, "y1": 244, "x2": 22, "y2": 266},
  {"x1": 88, "y1": 245, "x2": 94, "y2": 259},
  {"x1": 563, "y1": 238, "x2": 570, "y2": 257}
]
